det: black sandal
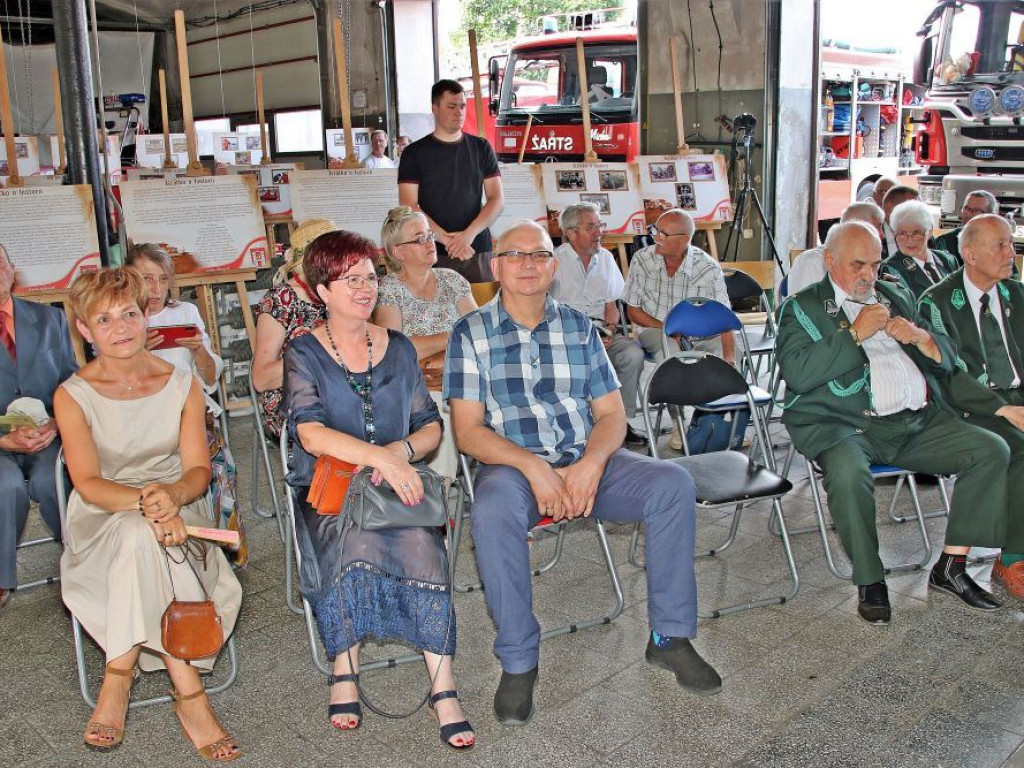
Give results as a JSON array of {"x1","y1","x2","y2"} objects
[
  {"x1": 429, "y1": 690, "x2": 475, "y2": 751},
  {"x1": 327, "y1": 673, "x2": 362, "y2": 730}
]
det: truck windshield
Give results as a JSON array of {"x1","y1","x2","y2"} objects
[
  {"x1": 936, "y1": 1, "x2": 1024, "y2": 82},
  {"x1": 498, "y1": 41, "x2": 636, "y2": 119}
]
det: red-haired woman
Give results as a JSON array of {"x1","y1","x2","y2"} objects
[{"x1": 284, "y1": 231, "x2": 474, "y2": 749}]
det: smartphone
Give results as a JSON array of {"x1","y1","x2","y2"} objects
[{"x1": 152, "y1": 324, "x2": 199, "y2": 350}]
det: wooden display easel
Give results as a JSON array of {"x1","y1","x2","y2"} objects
[{"x1": 605, "y1": 222, "x2": 721, "y2": 277}]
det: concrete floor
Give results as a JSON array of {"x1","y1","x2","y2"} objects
[{"x1": 3, "y1": 414, "x2": 1024, "y2": 768}]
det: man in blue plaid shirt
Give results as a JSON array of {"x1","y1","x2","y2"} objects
[{"x1": 444, "y1": 220, "x2": 720, "y2": 727}]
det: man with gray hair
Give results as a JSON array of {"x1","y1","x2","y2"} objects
[
  {"x1": 445, "y1": 220, "x2": 720, "y2": 726},
  {"x1": 623, "y1": 208, "x2": 734, "y2": 364},
  {"x1": 932, "y1": 190, "x2": 1000, "y2": 263},
  {"x1": 550, "y1": 203, "x2": 646, "y2": 444},
  {"x1": 778, "y1": 221, "x2": 1010, "y2": 624},
  {"x1": 363, "y1": 129, "x2": 396, "y2": 169},
  {"x1": 788, "y1": 202, "x2": 885, "y2": 294}
]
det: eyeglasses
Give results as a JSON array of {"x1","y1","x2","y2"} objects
[
  {"x1": 895, "y1": 230, "x2": 927, "y2": 240},
  {"x1": 962, "y1": 205, "x2": 991, "y2": 216},
  {"x1": 395, "y1": 232, "x2": 436, "y2": 247},
  {"x1": 573, "y1": 223, "x2": 607, "y2": 233},
  {"x1": 333, "y1": 273, "x2": 379, "y2": 289},
  {"x1": 653, "y1": 227, "x2": 689, "y2": 239},
  {"x1": 495, "y1": 250, "x2": 554, "y2": 263}
]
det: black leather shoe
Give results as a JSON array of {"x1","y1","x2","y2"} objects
[
  {"x1": 645, "y1": 636, "x2": 722, "y2": 695},
  {"x1": 857, "y1": 581, "x2": 891, "y2": 625},
  {"x1": 929, "y1": 560, "x2": 1002, "y2": 611},
  {"x1": 493, "y1": 667, "x2": 537, "y2": 725},
  {"x1": 624, "y1": 424, "x2": 648, "y2": 446}
]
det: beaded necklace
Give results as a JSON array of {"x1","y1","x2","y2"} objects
[{"x1": 324, "y1": 323, "x2": 376, "y2": 444}]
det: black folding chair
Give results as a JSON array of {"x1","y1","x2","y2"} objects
[{"x1": 633, "y1": 352, "x2": 799, "y2": 618}]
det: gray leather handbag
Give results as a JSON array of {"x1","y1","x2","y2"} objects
[{"x1": 342, "y1": 464, "x2": 448, "y2": 531}]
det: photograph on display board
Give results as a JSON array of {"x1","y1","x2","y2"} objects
[
  {"x1": 144, "y1": 137, "x2": 164, "y2": 155},
  {"x1": 15, "y1": 143, "x2": 28, "y2": 159},
  {"x1": 355, "y1": 133, "x2": 369, "y2": 146},
  {"x1": 598, "y1": 170, "x2": 628, "y2": 192},
  {"x1": 649, "y1": 162, "x2": 677, "y2": 183},
  {"x1": 580, "y1": 193, "x2": 611, "y2": 215},
  {"x1": 333, "y1": 133, "x2": 345, "y2": 147},
  {"x1": 221, "y1": 136, "x2": 239, "y2": 152},
  {"x1": 556, "y1": 170, "x2": 586, "y2": 192},
  {"x1": 171, "y1": 137, "x2": 188, "y2": 153},
  {"x1": 675, "y1": 183, "x2": 697, "y2": 211},
  {"x1": 259, "y1": 186, "x2": 280, "y2": 202},
  {"x1": 272, "y1": 169, "x2": 290, "y2": 185},
  {"x1": 236, "y1": 151, "x2": 253, "y2": 165},
  {"x1": 245, "y1": 136, "x2": 262, "y2": 151},
  {"x1": 688, "y1": 161, "x2": 716, "y2": 181}
]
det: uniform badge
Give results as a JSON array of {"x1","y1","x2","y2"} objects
[
  {"x1": 839, "y1": 320, "x2": 849, "y2": 329},
  {"x1": 951, "y1": 289, "x2": 966, "y2": 310},
  {"x1": 825, "y1": 299, "x2": 839, "y2": 317},
  {"x1": 903, "y1": 257, "x2": 916, "y2": 271}
]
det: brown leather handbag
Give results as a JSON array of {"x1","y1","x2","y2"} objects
[
  {"x1": 307, "y1": 454, "x2": 358, "y2": 515},
  {"x1": 160, "y1": 542, "x2": 224, "y2": 662}
]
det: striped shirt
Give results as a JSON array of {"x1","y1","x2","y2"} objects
[
  {"x1": 622, "y1": 244, "x2": 728, "y2": 321},
  {"x1": 443, "y1": 294, "x2": 620, "y2": 465},
  {"x1": 831, "y1": 277, "x2": 927, "y2": 415}
]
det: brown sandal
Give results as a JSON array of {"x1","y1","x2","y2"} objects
[
  {"x1": 83, "y1": 665, "x2": 136, "y2": 751},
  {"x1": 172, "y1": 688, "x2": 241, "y2": 763}
]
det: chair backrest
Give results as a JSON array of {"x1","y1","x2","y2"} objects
[
  {"x1": 724, "y1": 269, "x2": 764, "y2": 306},
  {"x1": 56, "y1": 449, "x2": 69, "y2": 530},
  {"x1": 645, "y1": 353, "x2": 750, "y2": 408},
  {"x1": 471, "y1": 281, "x2": 499, "y2": 306},
  {"x1": 664, "y1": 297, "x2": 742, "y2": 339}
]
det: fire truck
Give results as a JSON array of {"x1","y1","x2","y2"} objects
[
  {"x1": 481, "y1": 11, "x2": 639, "y2": 163},
  {"x1": 913, "y1": 0, "x2": 1024, "y2": 219}
]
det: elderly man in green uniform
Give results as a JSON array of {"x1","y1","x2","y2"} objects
[
  {"x1": 931, "y1": 191, "x2": 999, "y2": 265},
  {"x1": 777, "y1": 221, "x2": 1010, "y2": 624},
  {"x1": 918, "y1": 214, "x2": 1024, "y2": 601}
]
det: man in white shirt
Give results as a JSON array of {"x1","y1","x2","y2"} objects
[
  {"x1": 550, "y1": 203, "x2": 646, "y2": 444},
  {"x1": 789, "y1": 202, "x2": 884, "y2": 295},
  {"x1": 777, "y1": 221, "x2": 1011, "y2": 624},
  {"x1": 919, "y1": 214, "x2": 1024, "y2": 603},
  {"x1": 363, "y1": 129, "x2": 396, "y2": 169},
  {"x1": 623, "y1": 209, "x2": 734, "y2": 364}
]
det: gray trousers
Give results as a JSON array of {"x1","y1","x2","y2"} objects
[
  {"x1": 0, "y1": 440, "x2": 63, "y2": 589},
  {"x1": 637, "y1": 326, "x2": 724, "y2": 362},
  {"x1": 604, "y1": 335, "x2": 646, "y2": 418}
]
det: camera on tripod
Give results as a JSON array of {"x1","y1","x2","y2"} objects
[{"x1": 733, "y1": 113, "x2": 757, "y2": 135}]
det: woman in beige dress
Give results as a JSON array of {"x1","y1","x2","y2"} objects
[{"x1": 55, "y1": 268, "x2": 242, "y2": 761}]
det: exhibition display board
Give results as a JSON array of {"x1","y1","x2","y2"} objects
[
  {"x1": 119, "y1": 175, "x2": 270, "y2": 270},
  {"x1": 0, "y1": 184, "x2": 101, "y2": 290},
  {"x1": 290, "y1": 168, "x2": 398, "y2": 242},
  {"x1": 634, "y1": 153, "x2": 733, "y2": 225}
]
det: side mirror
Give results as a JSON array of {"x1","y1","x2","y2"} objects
[
  {"x1": 914, "y1": 35, "x2": 934, "y2": 87},
  {"x1": 488, "y1": 57, "x2": 500, "y2": 98},
  {"x1": 489, "y1": 97, "x2": 499, "y2": 116}
]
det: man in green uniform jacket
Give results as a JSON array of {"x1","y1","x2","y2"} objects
[
  {"x1": 919, "y1": 214, "x2": 1024, "y2": 602},
  {"x1": 777, "y1": 222, "x2": 1009, "y2": 625},
  {"x1": 931, "y1": 190, "x2": 1000, "y2": 266}
]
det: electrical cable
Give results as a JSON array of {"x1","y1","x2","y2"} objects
[
  {"x1": 131, "y1": 0, "x2": 147, "y2": 103},
  {"x1": 214, "y1": 0, "x2": 227, "y2": 119},
  {"x1": 708, "y1": 0, "x2": 723, "y2": 143},
  {"x1": 188, "y1": 0, "x2": 300, "y2": 29}
]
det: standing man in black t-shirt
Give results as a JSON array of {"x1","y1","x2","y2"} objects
[{"x1": 398, "y1": 80, "x2": 505, "y2": 283}]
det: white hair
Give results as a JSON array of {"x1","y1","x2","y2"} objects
[
  {"x1": 889, "y1": 200, "x2": 933, "y2": 235},
  {"x1": 824, "y1": 220, "x2": 881, "y2": 255},
  {"x1": 840, "y1": 202, "x2": 884, "y2": 226}
]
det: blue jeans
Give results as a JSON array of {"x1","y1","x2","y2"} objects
[{"x1": 470, "y1": 449, "x2": 698, "y2": 673}]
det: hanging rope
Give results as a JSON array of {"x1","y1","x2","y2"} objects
[
  {"x1": 22, "y1": 0, "x2": 35, "y2": 134},
  {"x1": 248, "y1": 3, "x2": 258, "y2": 125},
  {"x1": 213, "y1": 0, "x2": 227, "y2": 118},
  {"x1": 131, "y1": 0, "x2": 147, "y2": 101}
]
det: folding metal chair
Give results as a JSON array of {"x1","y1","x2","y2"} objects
[
  {"x1": 777, "y1": 442, "x2": 936, "y2": 580},
  {"x1": 15, "y1": 504, "x2": 62, "y2": 591},
  {"x1": 56, "y1": 450, "x2": 238, "y2": 709},
  {"x1": 723, "y1": 269, "x2": 777, "y2": 383},
  {"x1": 632, "y1": 352, "x2": 799, "y2": 618},
  {"x1": 279, "y1": 430, "x2": 428, "y2": 675},
  {"x1": 449, "y1": 452, "x2": 624, "y2": 641},
  {"x1": 247, "y1": 378, "x2": 285, "y2": 539}
]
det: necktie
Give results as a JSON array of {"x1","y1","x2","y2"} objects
[
  {"x1": 0, "y1": 310, "x2": 15, "y2": 363},
  {"x1": 923, "y1": 261, "x2": 943, "y2": 284},
  {"x1": 980, "y1": 294, "x2": 1014, "y2": 389}
]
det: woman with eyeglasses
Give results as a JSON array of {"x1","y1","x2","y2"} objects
[
  {"x1": 284, "y1": 230, "x2": 474, "y2": 749},
  {"x1": 880, "y1": 200, "x2": 958, "y2": 299},
  {"x1": 374, "y1": 206, "x2": 477, "y2": 480}
]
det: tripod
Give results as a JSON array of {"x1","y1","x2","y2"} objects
[{"x1": 722, "y1": 125, "x2": 786, "y2": 272}]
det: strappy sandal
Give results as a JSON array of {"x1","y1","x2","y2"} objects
[
  {"x1": 172, "y1": 688, "x2": 241, "y2": 762},
  {"x1": 429, "y1": 690, "x2": 475, "y2": 751},
  {"x1": 327, "y1": 672, "x2": 362, "y2": 730},
  {"x1": 83, "y1": 665, "x2": 136, "y2": 751}
]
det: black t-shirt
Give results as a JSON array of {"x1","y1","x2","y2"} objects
[{"x1": 398, "y1": 133, "x2": 500, "y2": 276}]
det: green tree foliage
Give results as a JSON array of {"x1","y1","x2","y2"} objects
[{"x1": 458, "y1": 0, "x2": 600, "y2": 45}]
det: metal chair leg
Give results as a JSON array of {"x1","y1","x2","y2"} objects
[
  {"x1": 15, "y1": 534, "x2": 61, "y2": 590},
  {"x1": 888, "y1": 474, "x2": 950, "y2": 523}
]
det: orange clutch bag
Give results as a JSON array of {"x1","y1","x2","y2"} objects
[{"x1": 307, "y1": 455, "x2": 358, "y2": 516}]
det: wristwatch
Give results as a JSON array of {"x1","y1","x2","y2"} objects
[
  {"x1": 849, "y1": 326, "x2": 862, "y2": 347},
  {"x1": 402, "y1": 439, "x2": 415, "y2": 460}
]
